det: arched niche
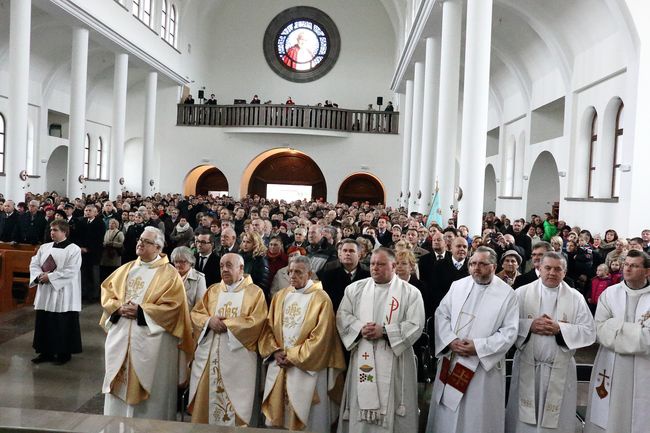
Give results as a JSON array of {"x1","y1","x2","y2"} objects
[
  {"x1": 183, "y1": 165, "x2": 229, "y2": 196},
  {"x1": 483, "y1": 164, "x2": 497, "y2": 213},
  {"x1": 46, "y1": 145, "x2": 68, "y2": 194},
  {"x1": 527, "y1": 151, "x2": 560, "y2": 217},
  {"x1": 242, "y1": 149, "x2": 326, "y2": 200},
  {"x1": 337, "y1": 172, "x2": 385, "y2": 205}
]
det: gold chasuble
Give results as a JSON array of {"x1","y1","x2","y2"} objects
[
  {"x1": 100, "y1": 255, "x2": 194, "y2": 406},
  {"x1": 259, "y1": 281, "x2": 346, "y2": 431},
  {"x1": 188, "y1": 275, "x2": 268, "y2": 425}
]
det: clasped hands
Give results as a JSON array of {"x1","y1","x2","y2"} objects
[
  {"x1": 208, "y1": 315, "x2": 228, "y2": 334},
  {"x1": 449, "y1": 338, "x2": 477, "y2": 357},
  {"x1": 36, "y1": 273, "x2": 50, "y2": 284},
  {"x1": 361, "y1": 322, "x2": 383, "y2": 340},
  {"x1": 119, "y1": 301, "x2": 139, "y2": 320},
  {"x1": 530, "y1": 314, "x2": 561, "y2": 336},
  {"x1": 273, "y1": 350, "x2": 294, "y2": 368}
]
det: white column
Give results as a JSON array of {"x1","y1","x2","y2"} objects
[
  {"x1": 457, "y1": 0, "x2": 493, "y2": 236},
  {"x1": 142, "y1": 71, "x2": 158, "y2": 196},
  {"x1": 5, "y1": 0, "x2": 32, "y2": 201},
  {"x1": 66, "y1": 27, "x2": 89, "y2": 199},
  {"x1": 418, "y1": 37, "x2": 441, "y2": 214},
  {"x1": 434, "y1": 0, "x2": 462, "y2": 222},
  {"x1": 399, "y1": 80, "x2": 414, "y2": 208},
  {"x1": 408, "y1": 61, "x2": 425, "y2": 211},
  {"x1": 109, "y1": 53, "x2": 128, "y2": 199}
]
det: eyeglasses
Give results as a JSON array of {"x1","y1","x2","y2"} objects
[
  {"x1": 469, "y1": 261, "x2": 493, "y2": 268},
  {"x1": 137, "y1": 237, "x2": 157, "y2": 246}
]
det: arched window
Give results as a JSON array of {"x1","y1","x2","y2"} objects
[
  {"x1": 612, "y1": 102, "x2": 624, "y2": 198},
  {"x1": 142, "y1": 0, "x2": 152, "y2": 27},
  {"x1": 84, "y1": 134, "x2": 90, "y2": 178},
  {"x1": 168, "y1": 5, "x2": 177, "y2": 46},
  {"x1": 96, "y1": 137, "x2": 103, "y2": 179},
  {"x1": 587, "y1": 112, "x2": 598, "y2": 198},
  {"x1": 132, "y1": 0, "x2": 140, "y2": 17},
  {"x1": 0, "y1": 113, "x2": 5, "y2": 174},
  {"x1": 160, "y1": 0, "x2": 167, "y2": 38}
]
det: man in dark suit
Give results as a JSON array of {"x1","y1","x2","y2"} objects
[
  {"x1": 376, "y1": 217, "x2": 392, "y2": 247},
  {"x1": 215, "y1": 227, "x2": 239, "y2": 257},
  {"x1": 431, "y1": 237, "x2": 469, "y2": 312},
  {"x1": 419, "y1": 230, "x2": 451, "y2": 289},
  {"x1": 512, "y1": 218, "x2": 532, "y2": 263},
  {"x1": 19, "y1": 200, "x2": 48, "y2": 244},
  {"x1": 317, "y1": 239, "x2": 370, "y2": 311},
  {"x1": 76, "y1": 204, "x2": 106, "y2": 300},
  {"x1": 513, "y1": 241, "x2": 575, "y2": 289},
  {"x1": 0, "y1": 200, "x2": 21, "y2": 242},
  {"x1": 194, "y1": 231, "x2": 221, "y2": 286}
]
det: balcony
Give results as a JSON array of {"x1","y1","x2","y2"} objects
[{"x1": 176, "y1": 104, "x2": 399, "y2": 134}]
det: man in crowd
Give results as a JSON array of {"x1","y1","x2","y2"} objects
[
  {"x1": 101, "y1": 226, "x2": 193, "y2": 420},
  {"x1": 188, "y1": 253, "x2": 267, "y2": 426},
  {"x1": 506, "y1": 252, "x2": 596, "y2": 433},
  {"x1": 431, "y1": 237, "x2": 469, "y2": 313},
  {"x1": 195, "y1": 231, "x2": 220, "y2": 286},
  {"x1": 318, "y1": 239, "x2": 370, "y2": 311},
  {"x1": 19, "y1": 200, "x2": 47, "y2": 244},
  {"x1": 260, "y1": 256, "x2": 345, "y2": 433},
  {"x1": 77, "y1": 204, "x2": 105, "y2": 300},
  {"x1": 514, "y1": 242, "x2": 575, "y2": 289},
  {"x1": 512, "y1": 219, "x2": 532, "y2": 262},
  {"x1": 427, "y1": 246, "x2": 519, "y2": 433},
  {"x1": 584, "y1": 250, "x2": 650, "y2": 433},
  {"x1": 215, "y1": 227, "x2": 239, "y2": 256},
  {"x1": 0, "y1": 200, "x2": 21, "y2": 242},
  {"x1": 337, "y1": 248, "x2": 425, "y2": 433}
]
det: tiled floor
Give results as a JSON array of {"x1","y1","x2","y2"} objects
[{"x1": 0, "y1": 304, "x2": 596, "y2": 432}]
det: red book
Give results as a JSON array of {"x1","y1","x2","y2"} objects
[{"x1": 41, "y1": 254, "x2": 57, "y2": 273}]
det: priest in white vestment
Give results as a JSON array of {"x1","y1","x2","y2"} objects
[
  {"x1": 260, "y1": 255, "x2": 346, "y2": 433},
  {"x1": 585, "y1": 249, "x2": 650, "y2": 433},
  {"x1": 188, "y1": 253, "x2": 267, "y2": 426},
  {"x1": 427, "y1": 246, "x2": 519, "y2": 433},
  {"x1": 30, "y1": 219, "x2": 82, "y2": 365},
  {"x1": 506, "y1": 252, "x2": 596, "y2": 433},
  {"x1": 337, "y1": 247, "x2": 425, "y2": 433},
  {"x1": 100, "y1": 226, "x2": 194, "y2": 420}
]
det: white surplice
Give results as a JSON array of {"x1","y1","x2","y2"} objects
[
  {"x1": 30, "y1": 241, "x2": 82, "y2": 313},
  {"x1": 506, "y1": 280, "x2": 596, "y2": 433},
  {"x1": 337, "y1": 276, "x2": 425, "y2": 433},
  {"x1": 427, "y1": 275, "x2": 519, "y2": 433},
  {"x1": 584, "y1": 281, "x2": 650, "y2": 433}
]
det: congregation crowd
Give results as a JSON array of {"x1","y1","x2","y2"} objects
[{"x1": 1, "y1": 190, "x2": 649, "y2": 433}]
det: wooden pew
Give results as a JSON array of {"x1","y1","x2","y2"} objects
[{"x1": 0, "y1": 243, "x2": 39, "y2": 312}]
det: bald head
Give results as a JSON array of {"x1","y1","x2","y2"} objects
[
  {"x1": 431, "y1": 231, "x2": 446, "y2": 254},
  {"x1": 220, "y1": 253, "x2": 244, "y2": 285},
  {"x1": 451, "y1": 237, "x2": 468, "y2": 261}
]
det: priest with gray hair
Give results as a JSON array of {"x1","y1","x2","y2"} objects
[{"x1": 506, "y1": 251, "x2": 596, "y2": 433}]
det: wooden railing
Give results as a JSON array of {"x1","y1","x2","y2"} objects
[{"x1": 176, "y1": 104, "x2": 399, "y2": 134}]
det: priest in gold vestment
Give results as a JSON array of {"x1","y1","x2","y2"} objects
[
  {"x1": 188, "y1": 253, "x2": 268, "y2": 426},
  {"x1": 259, "y1": 255, "x2": 346, "y2": 433},
  {"x1": 100, "y1": 226, "x2": 194, "y2": 420}
]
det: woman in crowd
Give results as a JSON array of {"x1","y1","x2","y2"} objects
[
  {"x1": 270, "y1": 246, "x2": 306, "y2": 296},
  {"x1": 395, "y1": 249, "x2": 429, "y2": 316},
  {"x1": 600, "y1": 229, "x2": 618, "y2": 257},
  {"x1": 239, "y1": 231, "x2": 271, "y2": 300},
  {"x1": 100, "y1": 218, "x2": 124, "y2": 281},
  {"x1": 605, "y1": 238, "x2": 628, "y2": 268},
  {"x1": 266, "y1": 235, "x2": 288, "y2": 286},
  {"x1": 496, "y1": 250, "x2": 522, "y2": 287},
  {"x1": 122, "y1": 211, "x2": 146, "y2": 263},
  {"x1": 170, "y1": 216, "x2": 194, "y2": 248},
  {"x1": 170, "y1": 246, "x2": 207, "y2": 310}
]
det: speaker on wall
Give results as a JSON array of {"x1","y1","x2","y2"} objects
[
  {"x1": 198, "y1": 90, "x2": 205, "y2": 99},
  {"x1": 376, "y1": 96, "x2": 383, "y2": 106}
]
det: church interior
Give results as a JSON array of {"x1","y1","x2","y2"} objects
[{"x1": 0, "y1": 0, "x2": 649, "y2": 432}]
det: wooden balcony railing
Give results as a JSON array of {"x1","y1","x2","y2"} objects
[{"x1": 176, "y1": 104, "x2": 399, "y2": 134}]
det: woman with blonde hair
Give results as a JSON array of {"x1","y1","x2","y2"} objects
[
  {"x1": 100, "y1": 218, "x2": 124, "y2": 281},
  {"x1": 239, "y1": 231, "x2": 271, "y2": 301}
]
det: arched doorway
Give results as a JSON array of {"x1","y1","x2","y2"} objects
[
  {"x1": 337, "y1": 173, "x2": 385, "y2": 204},
  {"x1": 245, "y1": 150, "x2": 326, "y2": 200},
  {"x1": 183, "y1": 165, "x2": 229, "y2": 196},
  {"x1": 483, "y1": 164, "x2": 497, "y2": 213},
  {"x1": 527, "y1": 151, "x2": 560, "y2": 217},
  {"x1": 46, "y1": 145, "x2": 68, "y2": 194}
]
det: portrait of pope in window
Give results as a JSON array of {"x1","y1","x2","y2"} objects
[{"x1": 276, "y1": 21, "x2": 328, "y2": 72}]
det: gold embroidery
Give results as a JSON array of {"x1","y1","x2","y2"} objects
[
  {"x1": 126, "y1": 276, "x2": 145, "y2": 301},
  {"x1": 218, "y1": 301, "x2": 239, "y2": 319},
  {"x1": 211, "y1": 335, "x2": 236, "y2": 424},
  {"x1": 283, "y1": 302, "x2": 302, "y2": 329}
]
